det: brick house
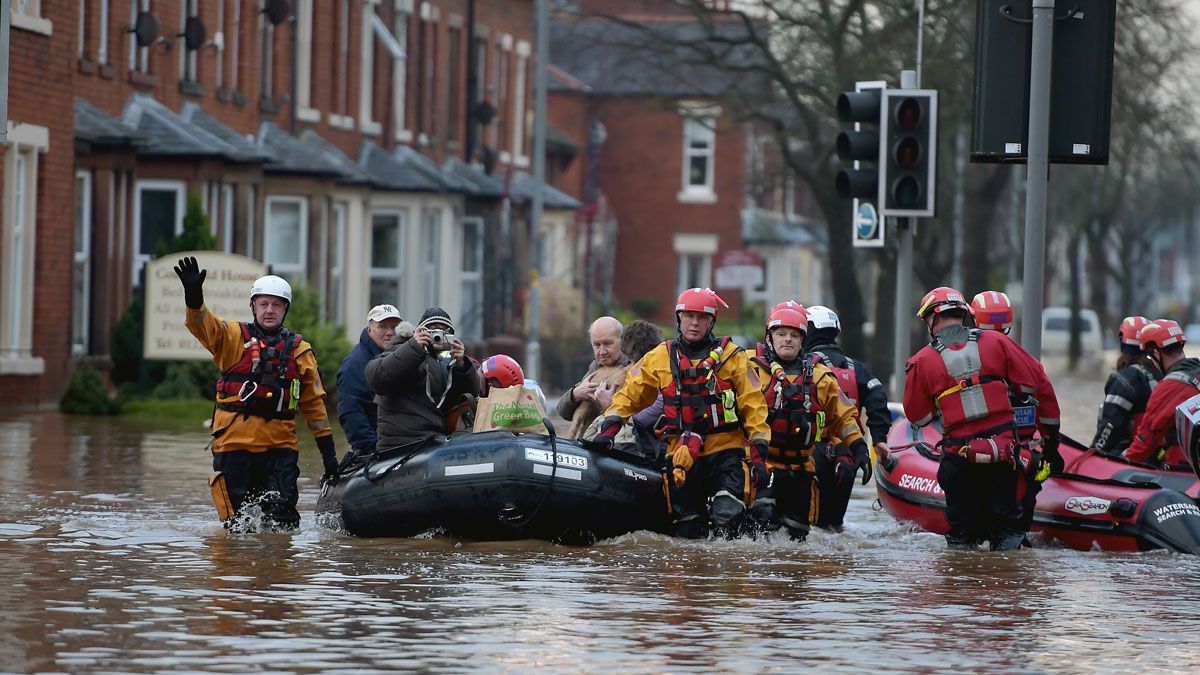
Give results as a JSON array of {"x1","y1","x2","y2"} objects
[
  {"x1": 1, "y1": 0, "x2": 573, "y2": 408},
  {"x1": 547, "y1": 5, "x2": 827, "y2": 327}
]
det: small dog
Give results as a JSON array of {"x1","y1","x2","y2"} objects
[{"x1": 567, "y1": 363, "x2": 631, "y2": 439}]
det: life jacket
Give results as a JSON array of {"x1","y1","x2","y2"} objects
[
  {"x1": 753, "y1": 355, "x2": 824, "y2": 459},
  {"x1": 810, "y1": 350, "x2": 859, "y2": 407},
  {"x1": 215, "y1": 323, "x2": 304, "y2": 420},
  {"x1": 932, "y1": 329, "x2": 1015, "y2": 439},
  {"x1": 1163, "y1": 360, "x2": 1200, "y2": 391},
  {"x1": 660, "y1": 337, "x2": 741, "y2": 437}
]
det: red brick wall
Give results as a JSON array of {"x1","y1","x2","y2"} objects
[
  {"x1": 588, "y1": 97, "x2": 746, "y2": 324},
  {"x1": 546, "y1": 90, "x2": 588, "y2": 199}
]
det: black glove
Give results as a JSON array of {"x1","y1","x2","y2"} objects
[
  {"x1": 851, "y1": 439, "x2": 873, "y2": 485},
  {"x1": 749, "y1": 440, "x2": 772, "y2": 490},
  {"x1": 173, "y1": 256, "x2": 207, "y2": 309},
  {"x1": 590, "y1": 415, "x2": 623, "y2": 451},
  {"x1": 1042, "y1": 426, "x2": 1064, "y2": 475},
  {"x1": 317, "y1": 434, "x2": 339, "y2": 485}
]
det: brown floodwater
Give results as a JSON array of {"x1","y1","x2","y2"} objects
[{"x1": 2, "y1": 373, "x2": 1199, "y2": 672}]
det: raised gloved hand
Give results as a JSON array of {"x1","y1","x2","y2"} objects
[
  {"x1": 852, "y1": 439, "x2": 873, "y2": 485},
  {"x1": 317, "y1": 434, "x2": 339, "y2": 485},
  {"x1": 748, "y1": 439, "x2": 772, "y2": 490},
  {"x1": 1042, "y1": 425, "x2": 1064, "y2": 475},
  {"x1": 173, "y1": 256, "x2": 207, "y2": 309},
  {"x1": 590, "y1": 415, "x2": 624, "y2": 451},
  {"x1": 669, "y1": 431, "x2": 704, "y2": 487}
]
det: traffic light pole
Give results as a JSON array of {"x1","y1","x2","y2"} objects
[
  {"x1": 1019, "y1": 0, "x2": 1055, "y2": 359},
  {"x1": 890, "y1": 69, "x2": 918, "y2": 401}
]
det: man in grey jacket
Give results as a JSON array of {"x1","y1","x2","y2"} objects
[{"x1": 365, "y1": 307, "x2": 480, "y2": 452}]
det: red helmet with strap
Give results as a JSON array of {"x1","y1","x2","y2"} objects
[
  {"x1": 675, "y1": 287, "x2": 729, "y2": 318},
  {"x1": 766, "y1": 306, "x2": 808, "y2": 333},
  {"x1": 770, "y1": 300, "x2": 805, "y2": 315},
  {"x1": 1118, "y1": 316, "x2": 1150, "y2": 348},
  {"x1": 1139, "y1": 319, "x2": 1185, "y2": 352},
  {"x1": 917, "y1": 286, "x2": 969, "y2": 320},
  {"x1": 481, "y1": 354, "x2": 524, "y2": 388},
  {"x1": 970, "y1": 291, "x2": 1013, "y2": 331}
]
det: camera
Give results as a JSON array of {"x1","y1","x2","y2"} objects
[{"x1": 428, "y1": 329, "x2": 448, "y2": 351}]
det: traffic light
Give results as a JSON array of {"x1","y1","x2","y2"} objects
[
  {"x1": 879, "y1": 89, "x2": 938, "y2": 217},
  {"x1": 834, "y1": 84, "x2": 884, "y2": 201}
]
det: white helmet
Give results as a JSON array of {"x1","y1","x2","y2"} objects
[
  {"x1": 250, "y1": 275, "x2": 293, "y2": 303},
  {"x1": 807, "y1": 305, "x2": 840, "y2": 331}
]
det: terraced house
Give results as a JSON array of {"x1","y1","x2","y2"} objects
[{"x1": 0, "y1": 0, "x2": 577, "y2": 407}]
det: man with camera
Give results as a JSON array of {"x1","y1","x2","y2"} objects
[{"x1": 365, "y1": 307, "x2": 480, "y2": 453}]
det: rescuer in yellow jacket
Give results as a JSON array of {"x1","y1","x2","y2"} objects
[
  {"x1": 591, "y1": 288, "x2": 770, "y2": 539},
  {"x1": 175, "y1": 256, "x2": 338, "y2": 532},
  {"x1": 746, "y1": 305, "x2": 867, "y2": 541}
]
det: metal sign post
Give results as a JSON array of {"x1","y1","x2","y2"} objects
[
  {"x1": 1019, "y1": 0, "x2": 1055, "y2": 358},
  {"x1": 891, "y1": 69, "x2": 919, "y2": 400},
  {"x1": 526, "y1": 0, "x2": 549, "y2": 381},
  {"x1": 1, "y1": 0, "x2": 11, "y2": 144}
]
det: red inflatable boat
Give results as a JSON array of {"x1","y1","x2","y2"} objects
[{"x1": 875, "y1": 415, "x2": 1200, "y2": 553}]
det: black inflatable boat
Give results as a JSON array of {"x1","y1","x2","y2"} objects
[{"x1": 316, "y1": 425, "x2": 671, "y2": 543}]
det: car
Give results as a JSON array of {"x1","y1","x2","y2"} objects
[{"x1": 1040, "y1": 306, "x2": 1103, "y2": 364}]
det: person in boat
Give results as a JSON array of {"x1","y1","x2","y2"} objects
[
  {"x1": 365, "y1": 307, "x2": 480, "y2": 454},
  {"x1": 478, "y1": 354, "x2": 547, "y2": 410},
  {"x1": 1123, "y1": 319, "x2": 1199, "y2": 468},
  {"x1": 557, "y1": 316, "x2": 631, "y2": 439},
  {"x1": 596, "y1": 319, "x2": 668, "y2": 460},
  {"x1": 802, "y1": 304, "x2": 892, "y2": 533},
  {"x1": 591, "y1": 288, "x2": 771, "y2": 538},
  {"x1": 747, "y1": 305, "x2": 870, "y2": 540},
  {"x1": 337, "y1": 305, "x2": 405, "y2": 460},
  {"x1": 173, "y1": 257, "x2": 338, "y2": 532},
  {"x1": 903, "y1": 286, "x2": 1062, "y2": 550},
  {"x1": 1093, "y1": 316, "x2": 1161, "y2": 457}
]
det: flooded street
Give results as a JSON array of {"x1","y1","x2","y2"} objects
[{"x1": 3, "y1": 371, "x2": 1200, "y2": 672}]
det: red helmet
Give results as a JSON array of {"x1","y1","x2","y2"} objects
[
  {"x1": 675, "y1": 287, "x2": 729, "y2": 319},
  {"x1": 1139, "y1": 319, "x2": 1185, "y2": 352},
  {"x1": 766, "y1": 307, "x2": 808, "y2": 334},
  {"x1": 770, "y1": 300, "x2": 805, "y2": 315},
  {"x1": 481, "y1": 355, "x2": 524, "y2": 388},
  {"x1": 917, "y1": 286, "x2": 969, "y2": 320},
  {"x1": 970, "y1": 291, "x2": 1014, "y2": 331},
  {"x1": 1118, "y1": 316, "x2": 1150, "y2": 348}
]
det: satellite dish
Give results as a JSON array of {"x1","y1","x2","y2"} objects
[
  {"x1": 263, "y1": 0, "x2": 292, "y2": 26},
  {"x1": 181, "y1": 16, "x2": 207, "y2": 51},
  {"x1": 131, "y1": 11, "x2": 161, "y2": 48},
  {"x1": 473, "y1": 100, "x2": 497, "y2": 126}
]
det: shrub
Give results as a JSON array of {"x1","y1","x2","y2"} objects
[
  {"x1": 631, "y1": 296, "x2": 660, "y2": 319},
  {"x1": 60, "y1": 362, "x2": 121, "y2": 415}
]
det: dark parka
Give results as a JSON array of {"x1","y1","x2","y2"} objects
[
  {"x1": 805, "y1": 339, "x2": 892, "y2": 444},
  {"x1": 365, "y1": 332, "x2": 480, "y2": 451},
  {"x1": 336, "y1": 328, "x2": 384, "y2": 454},
  {"x1": 1091, "y1": 362, "x2": 1161, "y2": 455}
]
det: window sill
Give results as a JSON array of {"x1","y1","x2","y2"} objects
[
  {"x1": 78, "y1": 58, "x2": 98, "y2": 75},
  {"x1": 180, "y1": 79, "x2": 205, "y2": 98},
  {"x1": 0, "y1": 356, "x2": 46, "y2": 375},
  {"x1": 11, "y1": 11, "x2": 53, "y2": 36},
  {"x1": 297, "y1": 106, "x2": 321, "y2": 123},
  {"x1": 514, "y1": 154, "x2": 530, "y2": 169},
  {"x1": 232, "y1": 91, "x2": 247, "y2": 107},
  {"x1": 259, "y1": 97, "x2": 281, "y2": 114},
  {"x1": 676, "y1": 189, "x2": 718, "y2": 205},
  {"x1": 360, "y1": 119, "x2": 382, "y2": 136},
  {"x1": 395, "y1": 128, "x2": 413, "y2": 143},
  {"x1": 128, "y1": 70, "x2": 158, "y2": 90},
  {"x1": 328, "y1": 114, "x2": 355, "y2": 130},
  {"x1": 98, "y1": 63, "x2": 116, "y2": 79}
]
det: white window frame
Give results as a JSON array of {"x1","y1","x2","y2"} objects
[
  {"x1": 263, "y1": 196, "x2": 309, "y2": 280},
  {"x1": 295, "y1": 0, "x2": 319, "y2": 121},
  {"x1": 73, "y1": 170, "x2": 93, "y2": 356},
  {"x1": 129, "y1": 0, "x2": 150, "y2": 73},
  {"x1": 221, "y1": 184, "x2": 236, "y2": 252},
  {"x1": 13, "y1": 0, "x2": 53, "y2": 35},
  {"x1": 180, "y1": 0, "x2": 199, "y2": 82},
  {"x1": 512, "y1": 41, "x2": 530, "y2": 166},
  {"x1": 392, "y1": 2, "x2": 412, "y2": 142},
  {"x1": 77, "y1": 0, "x2": 86, "y2": 56},
  {"x1": 230, "y1": 0, "x2": 241, "y2": 91},
  {"x1": 678, "y1": 116, "x2": 717, "y2": 203},
  {"x1": 672, "y1": 233, "x2": 718, "y2": 295},
  {"x1": 421, "y1": 208, "x2": 441, "y2": 309},
  {"x1": 1, "y1": 123, "x2": 48, "y2": 373},
  {"x1": 459, "y1": 216, "x2": 484, "y2": 341},
  {"x1": 491, "y1": 39, "x2": 509, "y2": 149},
  {"x1": 132, "y1": 179, "x2": 186, "y2": 282},
  {"x1": 259, "y1": 11, "x2": 274, "y2": 101},
  {"x1": 328, "y1": 202, "x2": 347, "y2": 322},
  {"x1": 369, "y1": 209, "x2": 407, "y2": 309},
  {"x1": 358, "y1": 0, "x2": 382, "y2": 135},
  {"x1": 214, "y1": 0, "x2": 224, "y2": 89},
  {"x1": 246, "y1": 185, "x2": 257, "y2": 258}
]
